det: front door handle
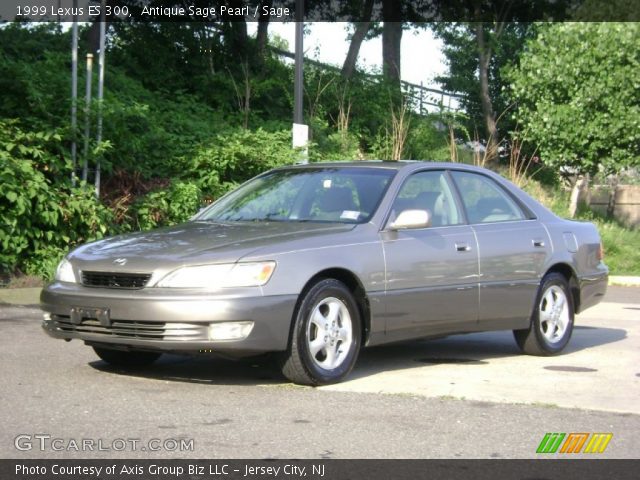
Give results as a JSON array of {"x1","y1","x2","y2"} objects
[{"x1": 455, "y1": 243, "x2": 471, "y2": 252}]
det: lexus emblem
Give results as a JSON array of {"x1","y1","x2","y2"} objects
[{"x1": 113, "y1": 258, "x2": 127, "y2": 266}]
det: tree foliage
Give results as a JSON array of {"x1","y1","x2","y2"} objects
[
  {"x1": 506, "y1": 22, "x2": 640, "y2": 176},
  {"x1": 433, "y1": 22, "x2": 537, "y2": 155}
]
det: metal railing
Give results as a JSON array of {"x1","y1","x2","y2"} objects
[{"x1": 270, "y1": 46, "x2": 463, "y2": 114}]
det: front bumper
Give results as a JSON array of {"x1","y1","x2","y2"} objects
[{"x1": 41, "y1": 283, "x2": 297, "y2": 356}]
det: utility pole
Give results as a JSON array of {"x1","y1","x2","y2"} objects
[
  {"x1": 94, "y1": 0, "x2": 106, "y2": 198},
  {"x1": 70, "y1": 0, "x2": 78, "y2": 185},
  {"x1": 292, "y1": 0, "x2": 308, "y2": 163},
  {"x1": 81, "y1": 53, "x2": 93, "y2": 182}
]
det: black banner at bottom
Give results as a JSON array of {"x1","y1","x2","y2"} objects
[{"x1": 2, "y1": 459, "x2": 638, "y2": 480}]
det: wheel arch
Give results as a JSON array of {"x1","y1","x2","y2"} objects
[
  {"x1": 292, "y1": 268, "x2": 371, "y2": 348},
  {"x1": 544, "y1": 263, "x2": 581, "y2": 313}
]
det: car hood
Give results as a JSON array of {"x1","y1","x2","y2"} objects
[{"x1": 69, "y1": 221, "x2": 354, "y2": 273}]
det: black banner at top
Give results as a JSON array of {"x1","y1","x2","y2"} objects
[{"x1": 1, "y1": 0, "x2": 638, "y2": 23}]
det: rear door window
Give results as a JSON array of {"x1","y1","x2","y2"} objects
[{"x1": 450, "y1": 171, "x2": 525, "y2": 224}]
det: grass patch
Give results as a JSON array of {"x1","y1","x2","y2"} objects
[
  {"x1": 589, "y1": 218, "x2": 640, "y2": 275},
  {"x1": 0, "y1": 274, "x2": 44, "y2": 289}
]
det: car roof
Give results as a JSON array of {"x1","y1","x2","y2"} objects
[{"x1": 278, "y1": 160, "x2": 481, "y2": 172}]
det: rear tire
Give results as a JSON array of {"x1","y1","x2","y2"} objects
[
  {"x1": 514, "y1": 272, "x2": 574, "y2": 356},
  {"x1": 280, "y1": 279, "x2": 361, "y2": 386},
  {"x1": 93, "y1": 346, "x2": 161, "y2": 367}
]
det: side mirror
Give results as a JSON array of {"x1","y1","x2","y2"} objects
[{"x1": 389, "y1": 209, "x2": 431, "y2": 230}]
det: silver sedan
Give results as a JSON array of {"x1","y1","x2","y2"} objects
[{"x1": 41, "y1": 162, "x2": 608, "y2": 385}]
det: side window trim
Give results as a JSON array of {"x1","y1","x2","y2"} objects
[{"x1": 444, "y1": 169, "x2": 469, "y2": 225}]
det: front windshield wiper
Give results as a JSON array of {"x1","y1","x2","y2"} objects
[
  {"x1": 196, "y1": 219, "x2": 233, "y2": 226},
  {"x1": 246, "y1": 212, "x2": 287, "y2": 222}
]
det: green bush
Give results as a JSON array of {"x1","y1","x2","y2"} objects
[
  {"x1": 404, "y1": 117, "x2": 452, "y2": 161},
  {"x1": 181, "y1": 128, "x2": 299, "y2": 198},
  {"x1": 0, "y1": 120, "x2": 112, "y2": 277},
  {"x1": 307, "y1": 116, "x2": 362, "y2": 162},
  {"x1": 23, "y1": 245, "x2": 68, "y2": 281},
  {"x1": 133, "y1": 180, "x2": 202, "y2": 230},
  {"x1": 99, "y1": 77, "x2": 233, "y2": 180}
]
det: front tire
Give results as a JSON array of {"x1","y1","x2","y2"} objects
[
  {"x1": 93, "y1": 346, "x2": 161, "y2": 367},
  {"x1": 514, "y1": 272, "x2": 574, "y2": 355},
  {"x1": 280, "y1": 279, "x2": 361, "y2": 386}
]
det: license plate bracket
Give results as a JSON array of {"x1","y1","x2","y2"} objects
[{"x1": 70, "y1": 307, "x2": 111, "y2": 326}]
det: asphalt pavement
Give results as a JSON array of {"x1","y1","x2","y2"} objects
[
  {"x1": 324, "y1": 287, "x2": 639, "y2": 413},
  {"x1": 0, "y1": 287, "x2": 638, "y2": 459}
]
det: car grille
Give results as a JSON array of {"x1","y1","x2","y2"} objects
[
  {"x1": 81, "y1": 271, "x2": 152, "y2": 289},
  {"x1": 51, "y1": 315, "x2": 208, "y2": 341}
]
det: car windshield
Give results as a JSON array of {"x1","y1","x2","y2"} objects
[{"x1": 196, "y1": 167, "x2": 397, "y2": 224}]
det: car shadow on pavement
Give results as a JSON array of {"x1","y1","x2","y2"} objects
[
  {"x1": 89, "y1": 353, "x2": 287, "y2": 386},
  {"x1": 348, "y1": 325, "x2": 627, "y2": 381},
  {"x1": 88, "y1": 325, "x2": 626, "y2": 386}
]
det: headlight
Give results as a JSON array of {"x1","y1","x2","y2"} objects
[
  {"x1": 157, "y1": 261, "x2": 276, "y2": 289},
  {"x1": 55, "y1": 258, "x2": 76, "y2": 283}
]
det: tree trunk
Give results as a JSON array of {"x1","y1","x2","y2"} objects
[
  {"x1": 569, "y1": 174, "x2": 589, "y2": 218},
  {"x1": 381, "y1": 0, "x2": 403, "y2": 88},
  {"x1": 475, "y1": 22, "x2": 499, "y2": 166},
  {"x1": 86, "y1": 20, "x2": 102, "y2": 55},
  {"x1": 607, "y1": 176, "x2": 619, "y2": 218},
  {"x1": 341, "y1": 0, "x2": 374, "y2": 79},
  {"x1": 87, "y1": 0, "x2": 119, "y2": 54},
  {"x1": 382, "y1": 21, "x2": 403, "y2": 85},
  {"x1": 223, "y1": 0, "x2": 249, "y2": 62},
  {"x1": 229, "y1": 20, "x2": 249, "y2": 60},
  {"x1": 256, "y1": 1, "x2": 271, "y2": 60}
]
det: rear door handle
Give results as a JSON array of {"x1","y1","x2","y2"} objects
[
  {"x1": 455, "y1": 243, "x2": 471, "y2": 252},
  {"x1": 533, "y1": 240, "x2": 545, "y2": 248}
]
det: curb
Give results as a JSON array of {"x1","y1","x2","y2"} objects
[{"x1": 608, "y1": 276, "x2": 640, "y2": 287}]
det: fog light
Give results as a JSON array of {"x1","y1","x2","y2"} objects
[
  {"x1": 42, "y1": 313, "x2": 51, "y2": 321},
  {"x1": 208, "y1": 321, "x2": 254, "y2": 341}
]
